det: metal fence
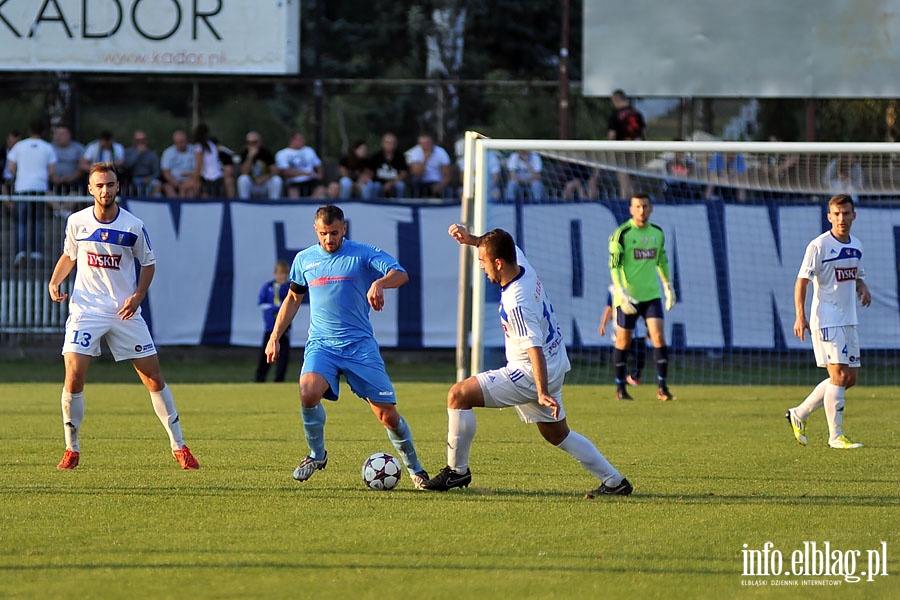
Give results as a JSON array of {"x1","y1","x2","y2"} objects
[{"x1": 0, "y1": 195, "x2": 89, "y2": 334}]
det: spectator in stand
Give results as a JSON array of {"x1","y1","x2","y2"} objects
[
  {"x1": 705, "y1": 151, "x2": 748, "y2": 201},
  {"x1": 79, "y1": 130, "x2": 125, "y2": 176},
  {"x1": 275, "y1": 131, "x2": 321, "y2": 198},
  {"x1": 7, "y1": 120, "x2": 57, "y2": 265},
  {"x1": 822, "y1": 155, "x2": 864, "y2": 201},
  {"x1": 122, "y1": 129, "x2": 161, "y2": 197},
  {"x1": 505, "y1": 150, "x2": 545, "y2": 202},
  {"x1": 607, "y1": 89, "x2": 646, "y2": 200},
  {"x1": 408, "y1": 133, "x2": 453, "y2": 199},
  {"x1": 2, "y1": 131, "x2": 21, "y2": 195},
  {"x1": 338, "y1": 139, "x2": 373, "y2": 199},
  {"x1": 192, "y1": 123, "x2": 225, "y2": 197},
  {"x1": 50, "y1": 125, "x2": 86, "y2": 195},
  {"x1": 369, "y1": 132, "x2": 409, "y2": 199},
  {"x1": 160, "y1": 129, "x2": 199, "y2": 198},
  {"x1": 563, "y1": 164, "x2": 602, "y2": 201},
  {"x1": 211, "y1": 136, "x2": 238, "y2": 198}
]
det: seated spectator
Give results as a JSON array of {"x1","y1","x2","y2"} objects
[
  {"x1": 123, "y1": 129, "x2": 161, "y2": 197},
  {"x1": 408, "y1": 133, "x2": 453, "y2": 199},
  {"x1": 562, "y1": 163, "x2": 597, "y2": 201},
  {"x1": 50, "y1": 125, "x2": 85, "y2": 195},
  {"x1": 505, "y1": 150, "x2": 545, "y2": 202},
  {"x1": 370, "y1": 132, "x2": 409, "y2": 199},
  {"x1": 211, "y1": 136, "x2": 238, "y2": 198},
  {"x1": 822, "y1": 154, "x2": 863, "y2": 200},
  {"x1": 192, "y1": 123, "x2": 225, "y2": 197},
  {"x1": 239, "y1": 132, "x2": 283, "y2": 199},
  {"x1": 274, "y1": 131, "x2": 320, "y2": 198},
  {"x1": 338, "y1": 139, "x2": 373, "y2": 198},
  {"x1": 762, "y1": 135, "x2": 800, "y2": 183},
  {"x1": 79, "y1": 130, "x2": 125, "y2": 176},
  {"x1": 666, "y1": 151, "x2": 697, "y2": 178},
  {"x1": 160, "y1": 129, "x2": 199, "y2": 197},
  {"x1": 705, "y1": 151, "x2": 747, "y2": 201}
]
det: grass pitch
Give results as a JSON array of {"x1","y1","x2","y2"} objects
[{"x1": 1, "y1": 374, "x2": 898, "y2": 599}]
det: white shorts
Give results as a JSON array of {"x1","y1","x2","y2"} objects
[
  {"x1": 62, "y1": 311, "x2": 157, "y2": 361},
  {"x1": 812, "y1": 325, "x2": 860, "y2": 368},
  {"x1": 475, "y1": 365, "x2": 567, "y2": 423}
]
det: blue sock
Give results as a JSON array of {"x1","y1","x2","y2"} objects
[
  {"x1": 301, "y1": 404, "x2": 327, "y2": 459},
  {"x1": 386, "y1": 415, "x2": 423, "y2": 474}
]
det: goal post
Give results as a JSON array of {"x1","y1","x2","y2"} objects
[{"x1": 458, "y1": 134, "x2": 900, "y2": 386}]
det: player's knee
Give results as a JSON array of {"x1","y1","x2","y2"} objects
[{"x1": 447, "y1": 383, "x2": 470, "y2": 409}]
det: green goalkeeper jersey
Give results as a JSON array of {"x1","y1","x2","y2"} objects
[{"x1": 608, "y1": 218, "x2": 671, "y2": 302}]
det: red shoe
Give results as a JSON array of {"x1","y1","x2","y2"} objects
[
  {"x1": 57, "y1": 450, "x2": 79, "y2": 470},
  {"x1": 173, "y1": 445, "x2": 200, "y2": 469}
]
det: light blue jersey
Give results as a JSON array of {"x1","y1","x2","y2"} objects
[{"x1": 290, "y1": 238, "x2": 404, "y2": 347}]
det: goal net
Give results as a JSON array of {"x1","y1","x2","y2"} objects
[{"x1": 457, "y1": 133, "x2": 900, "y2": 386}]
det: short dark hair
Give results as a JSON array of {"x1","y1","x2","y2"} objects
[
  {"x1": 315, "y1": 204, "x2": 345, "y2": 225},
  {"x1": 477, "y1": 228, "x2": 517, "y2": 265},
  {"x1": 828, "y1": 193, "x2": 855, "y2": 212},
  {"x1": 631, "y1": 192, "x2": 651, "y2": 203}
]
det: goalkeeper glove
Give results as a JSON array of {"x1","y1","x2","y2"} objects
[
  {"x1": 614, "y1": 287, "x2": 637, "y2": 315},
  {"x1": 663, "y1": 282, "x2": 677, "y2": 311}
]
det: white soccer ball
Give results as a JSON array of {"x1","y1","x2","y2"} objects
[{"x1": 361, "y1": 452, "x2": 402, "y2": 490}]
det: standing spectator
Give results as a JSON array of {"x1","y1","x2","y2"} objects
[
  {"x1": 79, "y1": 130, "x2": 125, "y2": 176},
  {"x1": 608, "y1": 193, "x2": 677, "y2": 402},
  {"x1": 822, "y1": 155, "x2": 864, "y2": 201},
  {"x1": 47, "y1": 162, "x2": 200, "y2": 471},
  {"x1": 50, "y1": 125, "x2": 86, "y2": 195},
  {"x1": 192, "y1": 123, "x2": 225, "y2": 197},
  {"x1": 275, "y1": 131, "x2": 321, "y2": 198},
  {"x1": 255, "y1": 259, "x2": 291, "y2": 383},
  {"x1": 7, "y1": 120, "x2": 57, "y2": 265},
  {"x1": 122, "y1": 129, "x2": 161, "y2": 197},
  {"x1": 369, "y1": 132, "x2": 409, "y2": 199},
  {"x1": 705, "y1": 151, "x2": 748, "y2": 201},
  {"x1": 607, "y1": 89, "x2": 646, "y2": 199},
  {"x1": 424, "y1": 225, "x2": 632, "y2": 497},
  {"x1": 338, "y1": 139, "x2": 373, "y2": 199},
  {"x1": 2, "y1": 130, "x2": 23, "y2": 195},
  {"x1": 786, "y1": 194, "x2": 870, "y2": 450},
  {"x1": 240, "y1": 131, "x2": 283, "y2": 199},
  {"x1": 408, "y1": 133, "x2": 452, "y2": 199},
  {"x1": 264, "y1": 205, "x2": 430, "y2": 488},
  {"x1": 160, "y1": 129, "x2": 199, "y2": 198},
  {"x1": 504, "y1": 150, "x2": 545, "y2": 201}
]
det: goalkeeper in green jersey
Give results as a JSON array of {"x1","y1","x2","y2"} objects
[{"x1": 608, "y1": 193, "x2": 676, "y2": 401}]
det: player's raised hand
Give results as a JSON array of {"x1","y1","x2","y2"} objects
[{"x1": 448, "y1": 223, "x2": 476, "y2": 246}]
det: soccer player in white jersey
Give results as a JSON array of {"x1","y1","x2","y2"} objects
[
  {"x1": 48, "y1": 162, "x2": 199, "y2": 470},
  {"x1": 786, "y1": 194, "x2": 871, "y2": 449},
  {"x1": 424, "y1": 225, "x2": 632, "y2": 497}
]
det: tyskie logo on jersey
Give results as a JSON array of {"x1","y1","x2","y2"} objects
[
  {"x1": 633, "y1": 248, "x2": 657, "y2": 260},
  {"x1": 835, "y1": 267, "x2": 858, "y2": 282},
  {"x1": 86, "y1": 252, "x2": 122, "y2": 269}
]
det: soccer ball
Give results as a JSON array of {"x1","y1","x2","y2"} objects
[{"x1": 361, "y1": 452, "x2": 402, "y2": 490}]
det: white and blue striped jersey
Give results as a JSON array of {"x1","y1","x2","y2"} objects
[
  {"x1": 64, "y1": 205, "x2": 155, "y2": 316},
  {"x1": 498, "y1": 247, "x2": 570, "y2": 379},
  {"x1": 798, "y1": 231, "x2": 865, "y2": 329}
]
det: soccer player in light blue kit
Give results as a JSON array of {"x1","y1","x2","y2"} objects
[{"x1": 265, "y1": 204, "x2": 429, "y2": 488}]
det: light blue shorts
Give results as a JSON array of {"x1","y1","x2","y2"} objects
[{"x1": 301, "y1": 338, "x2": 396, "y2": 403}]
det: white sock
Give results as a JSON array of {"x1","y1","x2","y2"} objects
[
  {"x1": 794, "y1": 378, "x2": 829, "y2": 421},
  {"x1": 150, "y1": 385, "x2": 185, "y2": 451},
  {"x1": 557, "y1": 431, "x2": 623, "y2": 486},
  {"x1": 824, "y1": 383, "x2": 846, "y2": 441},
  {"x1": 61, "y1": 389, "x2": 85, "y2": 452},
  {"x1": 447, "y1": 408, "x2": 476, "y2": 472}
]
